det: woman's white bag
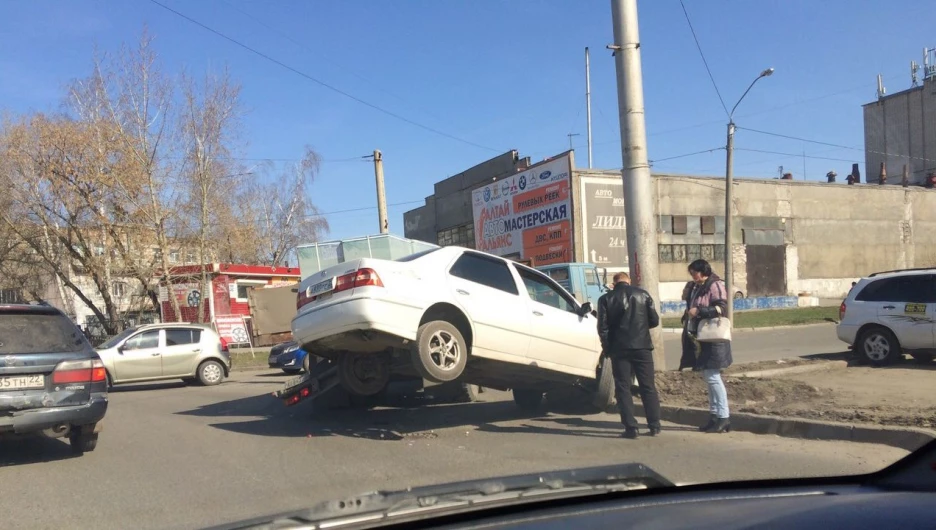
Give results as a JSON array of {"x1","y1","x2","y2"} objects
[{"x1": 695, "y1": 317, "x2": 732, "y2": 343}]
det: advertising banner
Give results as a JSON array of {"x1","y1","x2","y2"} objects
[
  {"x1": 581, "y1": 177, "x2": 628, "y2": 267},
  {"x1": 471, "y1": 154, "x2": 573, "y2": 266},
  {"x1": 215, "y1": 315, "x2": 251, "y2": 345}
]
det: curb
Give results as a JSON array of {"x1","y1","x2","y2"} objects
[
  {"x1": 731, "y1": 360, "x2": 848, "y2": 378},
  {"x1": 231, "y1": 365, "x2": 276, "y2": 373},
  {"x1": 632, "y1": 404, "x2": 934, "y2": 452},
  {"x1": 662, "y1": 322, "x2": 837, "y2": 334}
]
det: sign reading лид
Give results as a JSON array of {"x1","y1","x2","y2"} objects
[{"x1": 471, "y1": 154, "x2": 573, "y2": 266}]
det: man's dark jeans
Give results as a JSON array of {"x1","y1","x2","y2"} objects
[{"x1": 609, "y1": 349, "x2": 661, "y2": 430}]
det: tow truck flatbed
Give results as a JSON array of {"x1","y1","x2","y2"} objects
[{"x1": 274, "y1": 363, "x2": 340, "y2": 406}]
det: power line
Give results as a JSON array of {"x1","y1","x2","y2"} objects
[
  {"x1": 649, "y1": 146, "x2": 724, "y2": 165},
  {"x1": 148, "y1": 0, "x2": 499, "y2": 153},
  {"x1": 737, "y1": 126, "x2": 936, "y2": 164},
  {"x1": 733, "y1": 147, "x2": 857, "y2": 163},
  {"x1": 678, "y1": 0, "x2": 728, "y2": 117}
]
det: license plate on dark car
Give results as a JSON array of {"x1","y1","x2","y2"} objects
[{"x1": 0, "y1": 375, "x2": 44, "y2": 390}]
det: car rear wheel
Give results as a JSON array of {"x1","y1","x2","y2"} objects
[
  {"x1": 858, "y1": 327, "x2": 902, "y2": 366},
  {"x1": 302, "y1": 354, "x2": 311, "y2": 373},
  {"x1": 411, "y1": 321, "x2": 468, "y2": 383},
  {"x1": 69, "y1": 430, "x2": 98, "y2": 455},
  {"x1": 198, "y1": 360, "x2": 226, "y2": 386},
  {"x1": 513, "y1": 388, "x2": 545, "y2": 412},
  {"x1": 338, "y1": 352, "x2": 391, "y2": 396}
]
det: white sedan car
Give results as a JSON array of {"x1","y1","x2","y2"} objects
[{"x1": 291, "y1": 246, "x2": 613, "y2": 410}]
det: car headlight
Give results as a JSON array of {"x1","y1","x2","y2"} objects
[{"x1": 284, "y1": 344, "x2": 300, "y2": 354}]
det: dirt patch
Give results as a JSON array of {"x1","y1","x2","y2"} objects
[
  {"x1": 657, "y1": 358, "x2": 936, "y2": 429},
  {"x1": 723, "y1": 358, "x2": 821, "y2": 374},
  {"x1": 657, "y1": 371, "x2": 823, "y2": 410}
]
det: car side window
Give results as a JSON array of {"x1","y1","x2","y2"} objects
[
  {"x1": 856, "y1": 275, "x2": 936, "y2": 304},
  {"x1": 123, "y1": 330, "x2": 159, "y2": 350},
  {"x1": 516, "y1": 267, "x2": 578, "y2": 314},
  {"x1": 449, "y1": 253, "x2": 519, "y2": 295},
  {"x1": 166, "y1": 329, "x2": 200, "y2": 346}
]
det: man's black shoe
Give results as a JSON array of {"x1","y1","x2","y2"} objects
[
  {"x1": 621, "y1": 428, "x2": 638, "y2": 439},
  {"x1": 648, "y1": 426, "x2": 662, "y2": 436}
]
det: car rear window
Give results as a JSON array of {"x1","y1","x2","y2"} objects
[{"x1": 0, "y1": 311, "x2": 87, "y2": 353}]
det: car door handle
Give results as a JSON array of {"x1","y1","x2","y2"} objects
[
  {"x1": 456, "y1": 289, "x2": 470, "y2": 296},
  {"x1": 151, "y1": 353, "x2": 160, "y2": 357},
  {"x1": 533, "y1": 311, "x2": 544, "y2": 316},
  {"x1": 883, "y1": 305, "x2": 896, "y2": 309},
  {"x1": 192, "y1": 349, "x2": 201, "y2": 353}
]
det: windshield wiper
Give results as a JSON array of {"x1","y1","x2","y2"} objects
[{"x1": 212, "y1": 463, "x2": 673, "y2": 530}]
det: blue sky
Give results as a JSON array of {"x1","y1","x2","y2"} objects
[{"x1": 1, "y1": 0, "x2": 930, "y2": 241}]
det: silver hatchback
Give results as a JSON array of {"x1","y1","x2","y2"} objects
[{"x1": 95, "y1": 324, "x2": 232, "y2": 387}]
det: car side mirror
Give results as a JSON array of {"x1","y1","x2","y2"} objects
[
  {"x1": 579, "y1": 302, "x2": 593, "y2": 317},
  {"x1": 117, "y1": 345, "x2": 125, "y2": 354}
]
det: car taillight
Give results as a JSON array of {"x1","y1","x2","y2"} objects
[
  {"x1": 220, "y1": 337, "x2": 230, "y2": 352},
  {"x1": 333, "y1": 268, "x2": 383, "y2": 293},
  {"x1": 297, "y1": 287, "x2": 312, "y2": 310},
  {"x1": 353, "y1": 268, "x2": 383, "y2": 288},
  {"x1": 839, "y1": 301, "x2": 846, "y2": 321},
  {"x1": 53, "y1": 359, "x2": 106, "y2": 384}
]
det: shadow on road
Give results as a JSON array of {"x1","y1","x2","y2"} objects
[
  {"x1": 0, "y1": 437, "x2": 78, "y2": 466},
  {"x1": 174, "y1": 390, "x2": 631, "y2": 441},
  {"x1": 801, "y1": 351, "x2": 936, "y2": 370}
]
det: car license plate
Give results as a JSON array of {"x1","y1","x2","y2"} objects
[
  {"x1": 310, "y1": 278, "x2": 334, "y2": 296},
  {"x1": 0, "y1": 375, "x2": 44, "y2": 390}
]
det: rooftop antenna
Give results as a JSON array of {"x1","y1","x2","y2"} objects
[
  {"x1": 876, "y1": 74, "x2": 886, "y2": 100},
  {"x1": 925, "y1": 47, "x2": 936, "y2": 82},
  {"x1": 911, "y1": 60, "x2": 920, "y2": 87}
]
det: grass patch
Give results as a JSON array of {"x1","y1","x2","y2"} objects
[
  {"x1": 662, "y1": 306, "x2": 839, "y2": 329},
  {"x1": 230, "y1": 350, "x2": 271, "y2": 371}
]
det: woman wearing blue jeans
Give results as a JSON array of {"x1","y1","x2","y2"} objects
[{"x1": 684, "y1": 259, "x2": 733, "y2": 433}]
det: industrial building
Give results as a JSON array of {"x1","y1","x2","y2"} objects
[
  {"x1": 403, "y1": 149, "x2": 936, "y2": 303},
  {"x1": 862, "y1": 48, "x2": 936, "y2": 186}
]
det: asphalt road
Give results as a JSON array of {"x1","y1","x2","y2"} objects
[
  {"x1": 2, "y1": 362, "x2": 904, "y2": 530},
  {"x1": 662, "y1": 323, "x2": 845, "y2": 369}
]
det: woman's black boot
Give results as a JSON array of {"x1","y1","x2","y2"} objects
[
  {"x1": 705, "y1": 417, "x2": 731, "y2": 433},
  {"x1": 698, "y1": 414, "x2": 717, "y2": 432}
]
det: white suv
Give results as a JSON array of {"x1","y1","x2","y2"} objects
[{"x1": 837, "y1": 268, "x2": 936, "y2": 366}]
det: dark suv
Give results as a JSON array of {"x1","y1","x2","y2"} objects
[{"x1": 0, "y1": 304, "x2": 108, "y2": 454}]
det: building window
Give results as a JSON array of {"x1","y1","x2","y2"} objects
[
  {"x1": 672, "y1": 216, "x2": 688, "y2": 235},
  {"x1": 153, "y1": 247, "x2": 162, "y2": 261},
  {"x1": 701, "y1": 244, "x2": 715, "y2": 261},
  {"x1": 0, "y1": 289, "x2": 23, "y2": 304},
  {"x1": 169, "y1": 250, "x2": 180, "y2": 263},
  {"x1": 437, "y1": 223, "x2": 475, "y2": 248},
  {"x1": 112, "y1": 282, "x2": 127, "y2": 298},
  {"x1": 235, "y1": 280, "x2": 266, "y2": 302},
  {"x1": 658, "y1": 244, "x2": 674, "y2": 263},
  {"x1": 186, "y1": 251, "x2": 196, "y2": 264},
  {"x1": 701, "y1": 216, "x2": 716, "y2": 235}
]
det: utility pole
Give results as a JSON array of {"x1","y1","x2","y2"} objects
[
  {"x1": 724, "y1": 122, "x2": 735, "y2": 321},
  {"x1": 585, "y1": 47, "x2": 594, "y2": 169},
  {"x1": 609, "y1": 0, "x2": 664, "y2": 370},
  {"x1": 372, "y1": 149, "x2": 388, "y2": 234}
]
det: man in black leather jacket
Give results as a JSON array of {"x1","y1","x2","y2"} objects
[{"x1": 597, "y1": 272, "x2": 662, "y2": 438}]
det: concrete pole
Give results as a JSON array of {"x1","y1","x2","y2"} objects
[
  {"x1": 585, "y1": 47, "x2": 594, "y2": 169},
  {"x1": 724, "y1": 123, "x2": 735, "y2": 323},
  {"x1": 373, "y1": 149, "x2": 388, "y2": 234},
  {"x1": 610, "y1": 0, "x2": 664, "y2": 370}
]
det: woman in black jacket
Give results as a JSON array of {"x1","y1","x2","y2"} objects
[{"x1": 685, "y1": 259, "x2": 733, "y2": 433}]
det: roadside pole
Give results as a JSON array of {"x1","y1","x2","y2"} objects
[
  {"x1": 609, "y1": 0, "x2": 665, "y2": 370},
  {"x1": 373, "y1": 149, "x2": 389, "y2": 234}
]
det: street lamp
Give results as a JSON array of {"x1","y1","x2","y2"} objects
[{"x1": 724, "y1": 67, "x2": 774, "y2": 325}]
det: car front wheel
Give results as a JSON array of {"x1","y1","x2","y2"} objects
[{"x1": 858, "y1": 327, "x2": 902, "y2": 366}]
